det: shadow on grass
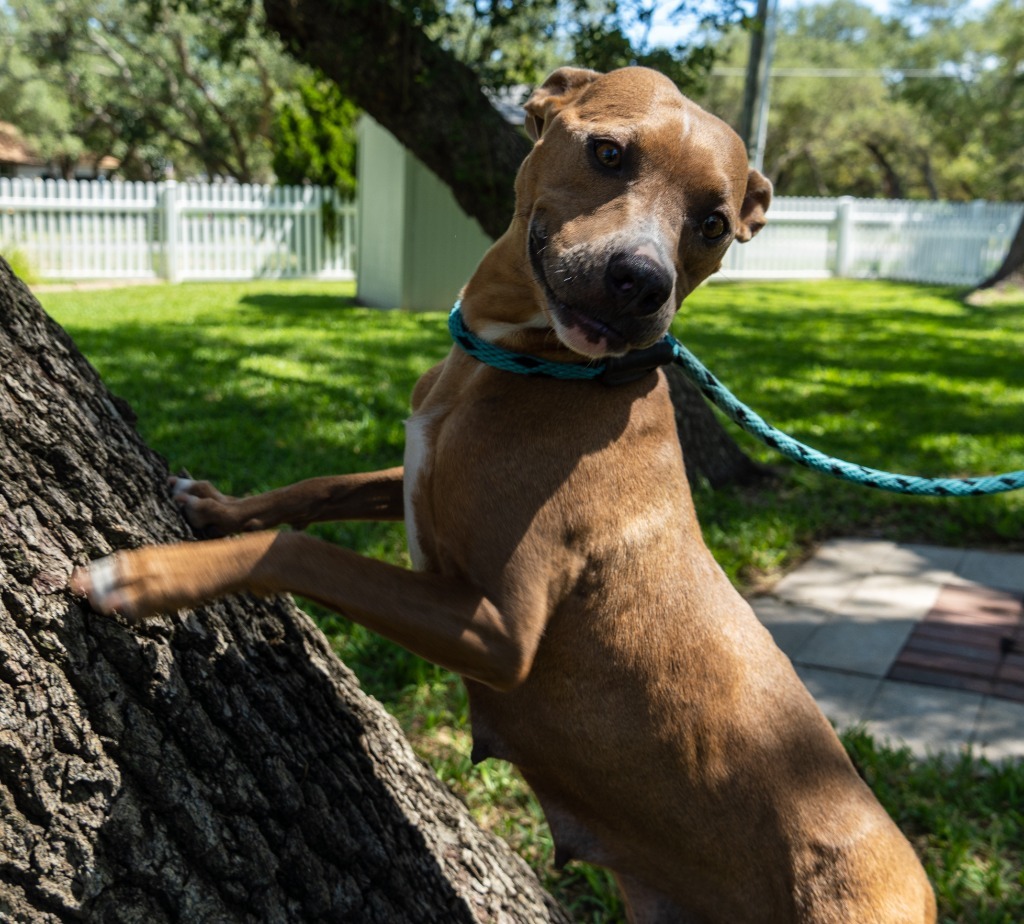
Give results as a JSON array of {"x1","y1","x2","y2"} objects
[
  {"x1": 66, "y1": 301, "x2": 450, "y2": 492},
  {"x1": 237, "y1": 291, "x2": 362, "y2": 316},
  {"x1": 679, "y1": 281, "x2": 1024, "y2": 465}
]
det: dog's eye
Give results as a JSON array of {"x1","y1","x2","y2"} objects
[
  {"x1": 593, "y1": 140, "x2": 623, "y2": 170},
  {"x1": 700, "y1": 213, "x2": 728, "y2": 241}
]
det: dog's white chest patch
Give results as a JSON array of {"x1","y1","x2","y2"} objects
[{"x1": 403, "y1": 411, "x2": 438, "y2": 571}]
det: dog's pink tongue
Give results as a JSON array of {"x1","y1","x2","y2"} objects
[{"x1": 561, "y1": 322, "x2": 610, "y2": 358}]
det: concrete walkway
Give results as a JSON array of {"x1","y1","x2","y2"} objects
[{"x1": 750, "y1": 539, "x2": 1024, "y2": 761}]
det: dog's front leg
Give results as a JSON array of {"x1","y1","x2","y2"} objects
[
  {"x1": 170, "y1": 467, "x2": 406, "y2": 535},
  {"x1": 69, "y1": 531, "x2": 540, "y2": 691}
]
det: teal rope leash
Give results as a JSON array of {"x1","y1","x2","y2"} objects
[{"x1": 449, "y1": 303, "x2": 1024, "y2": 497}]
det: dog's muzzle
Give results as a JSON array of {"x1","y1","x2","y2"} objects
[{"x1": 528, "y1": 220, "x2": 677, "y2": 358}]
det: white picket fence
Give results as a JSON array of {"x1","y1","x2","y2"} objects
[
  {"x1": 0, "y1": 178, "x2": 356, "y2": 282},
  {"x1": 0, "y1": 178, "x2": 1020, "y2": 287},
  {"x1": 722, "y1": 196, "x2": 1023, "y2": 286}
]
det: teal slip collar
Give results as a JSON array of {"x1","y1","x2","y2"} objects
[{"x1": 447, "y1": 302, "x2": 676, "y2": 386}]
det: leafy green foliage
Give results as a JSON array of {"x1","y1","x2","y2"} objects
[
  {"x1": 1, "y1": 0, "x2": 742, "y2": 190},
  {"x1": 420, "y1": 0, "x2": 745, "y2": 92},
  {"x1": 5, "y1": 0, "x2": 1022, "y2": 207},
  {"x1": 893, "y1": 0, "x2": 1024, "y2": 201},
  {"x1": 0, "y1": 0, "x2": 301, "y2": 181},
  {"x1": 569, "y1": 1, "x2": 742, "y2": 92},
  {"x1": 40, "y1": 278, "x2": 1024, "y2": 919},
  {"x1": 272, "y1": 73, "x2": 359, "y2": 196}
]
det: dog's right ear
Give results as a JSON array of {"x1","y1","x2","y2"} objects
[
  {"x1": 735, "y1": 168, "x2": 773, "y2": 243},
  {"x1": 524, "y1": 67, "x2": 602, "y2": 141}
]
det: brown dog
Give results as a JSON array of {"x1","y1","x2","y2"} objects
[{"x1": 72, "y1": 67, "x2": 936, "y2": 922}]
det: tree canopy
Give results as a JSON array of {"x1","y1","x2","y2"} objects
[
  {"x1": 0, "y1": 0, "x2": 747, "y2": 186},
  {"x1": 699, "y1": 0, "x2": 1024, "y2": 201},
  {"x1": 3, "y1": 0, "x2": 1020, "y2": 205}
]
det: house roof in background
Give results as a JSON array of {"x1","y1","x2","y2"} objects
[
  {"x1": 0, "y1": 121, "x2": 119, "y2": 172},
  {"x1": 0, "y1": 121, "x2": 44, "y2": 166}
]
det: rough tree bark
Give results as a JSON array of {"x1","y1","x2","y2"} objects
[
  {"x1": 261, "y1": 0, "x2": 768, "y2": 490},
  {"x1": 0, "y1": 256, "x2": 569, "y2": 922}
]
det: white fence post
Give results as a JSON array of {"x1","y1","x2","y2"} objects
[
  {"x1": 834, "y1": 196, "x2": 854, "y2": 278},
  {"x1": 160, "y1": 180, "x2": 180, "y2": 283}
]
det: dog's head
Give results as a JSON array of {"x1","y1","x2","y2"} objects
[{"x1": 518, "y1": 66, "x2": 771, "y2": 358}]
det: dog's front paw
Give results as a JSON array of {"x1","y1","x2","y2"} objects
[
  {"x1": 69, "y1": 553, "x2": 141, "y2": 618},
  {"x1": 69, "y1": 546, "x2": 198, "y2": 620},
  {"x1": 169, "y1": 476, "x2": 244, "y2": 536}
]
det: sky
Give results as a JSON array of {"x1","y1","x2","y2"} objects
[
  {"x1": 641, "y1": 0, "x2": 898, "y2": 49},
  {"x1": 642, "y1": 0, "x2": 994, "y2": 47}
]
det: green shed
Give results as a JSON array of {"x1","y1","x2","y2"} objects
[{"x1": 356, "y1": 115, "x2": 493, "y2": 311}]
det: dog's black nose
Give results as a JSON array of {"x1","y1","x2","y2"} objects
[{"x1": 605, "y1": 252, "x2": 673, "y2": 317}]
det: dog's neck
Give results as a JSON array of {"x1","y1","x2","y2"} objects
[
  {"x1": 450, "y1": 304, "x2": 679, "y2": 386},
  {"x1": 459, "y1": 223, "x2": 615, "y2": 364}
]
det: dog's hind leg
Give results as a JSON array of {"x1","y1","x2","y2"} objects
[{"x1": 616, "y1": 872, "x2": 705, "y2": 924}]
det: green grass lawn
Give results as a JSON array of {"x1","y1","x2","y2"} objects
[{"x1": 39, "y1": 277, "x2": 1024, "y2": 922}]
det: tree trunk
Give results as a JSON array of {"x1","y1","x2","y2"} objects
[
  {"x1": 0, "y1": 256, "x2": 569, "y2": 923},
  {"x1": 864, "y1": 141, "x2": 904, "y2": 200},
  {"x1": 664, "y1": 365, "x2": 772, "y2": 489},
  {"x1": 974, "y1": 210, "x2": 1024, "y2": 291},
  {"x1": 262, "y1": 0, "x2": 529, "y2": 243},
  {"x1": 261, "y1": 0, "x2": 765, "y2": 492}
]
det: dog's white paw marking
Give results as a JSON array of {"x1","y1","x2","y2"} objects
[
  {"x1": 171, "y1": 478, "x2": 195, "y2": 498},
  {"x1": 85, "y1": 555, "x2": 120, "y2": 610},
  {"x1": 74, "y1": 557, "x2": 123, "y2": 614}
]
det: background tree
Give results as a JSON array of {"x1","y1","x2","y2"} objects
[
  {"x1": 890, "y1": 0, "x2": 1024, "y2": 292},
  {"x1": 0, "y1": 0, "x2": 300, "y2": 181},
  {"x1": 893, "y1": 0, "x2": 1024, "y2": 202},
  {"x1": 699, "y1": 0, "x2": 1024, "y2": 205},
  {"x1": 700, "y1": 0, "x2": 937, "y2": 198},
  {"x1": 0, "y1": 254, "x2": 569, "y2": 923}
]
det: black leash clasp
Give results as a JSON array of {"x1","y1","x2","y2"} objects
[{"x1": 599, "y1": 338, "x2": 677, "y2": 386}]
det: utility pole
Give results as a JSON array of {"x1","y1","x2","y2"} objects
[{"x1": 739, "y1": 0, "x2": 779, "y2": 173}]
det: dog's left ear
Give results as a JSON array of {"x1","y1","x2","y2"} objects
[
  {"x1": 735, "y1": 169, "x2": 772, "y2": 243},
  {"x1": 524, "y1": 67, "x2": 602, "y2": 141}
]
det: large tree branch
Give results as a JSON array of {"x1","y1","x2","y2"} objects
[
  {"x1": 262, "y1": 0, "x2": 530, "y2": 239},
  {"x1": 863, "y1": 139, "x2": 905, "y2": 200},
  {"x1": 168, "y1": 29, "x2": 254, "y2": 181}
]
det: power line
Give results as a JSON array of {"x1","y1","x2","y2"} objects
[{"x1": 714, "y1": 66, "x2": 955, "y2": 78}]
